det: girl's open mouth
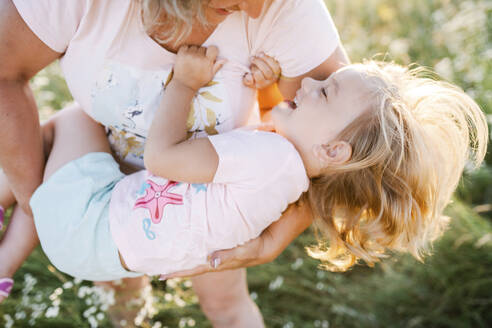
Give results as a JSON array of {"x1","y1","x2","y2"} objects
[
  {"x1": 286, "y1": 100, "x2": 298, "y2": 110},
  {"x1": 215, "y1": 8, "x2": 235, "y2": 15}
]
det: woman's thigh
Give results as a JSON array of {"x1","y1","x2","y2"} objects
[
  {"x1": 43, "y1": 104, "x2": 111, "y2": 180},
  {"x1": 192, "y1": 269, "x2": 250, "y2": 308}
]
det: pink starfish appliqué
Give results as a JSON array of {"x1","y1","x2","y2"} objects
[{"x1": 134, "y1": 180, "x2": 183, "y2": 224}]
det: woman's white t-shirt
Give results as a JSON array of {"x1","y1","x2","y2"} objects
[{"x1": 13, "y1": 0, "x2": 340, "y2": 167}]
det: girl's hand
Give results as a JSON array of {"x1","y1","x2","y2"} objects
[
  {"x1": 243, "y1": 53, "x2": 281, "y2": 90},
  {"x1": 174, "y1": 45, "x2": 226, "y2": 92},
  {"x1": 159, "y1": 201, "x2": 313, "y2": 280}
]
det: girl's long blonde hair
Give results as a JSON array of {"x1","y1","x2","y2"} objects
[
  {"x1": 141, "y1": 0, "x2": 209, "y2": 45},
  {"x1": 307, "y1": 61, "x2": 488, "y2": 271}
]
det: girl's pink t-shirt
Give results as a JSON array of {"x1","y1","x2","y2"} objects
[
  {"x1": 13, "y1": 0, "x2": 341, "y2": 169},
  {"x1": 109, "y1": 130, "x2": 309, "y2": 275}
]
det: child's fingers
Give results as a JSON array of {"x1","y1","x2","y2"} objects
[
  {"x1": 251, "y1": 57, "x2": 275, "y2": 80},
  {"x1": 188, "y1": 45, "x2": 199, "y2": 53},
  {"x1": 206, "y1": 46, "x2": 219, "y2": 61},
  {"x1": 177, "y1": 45, "x2": 188, "y2": 55},
  {"x1": 198, "y1": 46, "x2": 207, "y2": 56},
  {"x1": 259, "y1": 53, "x2": 281, "y2": 77},
  {"x1": 252, "y1": 66, "x2": 267, "y2": 85},
  {"x1": 243, "y1": 73, "x2": 255, "y2": 87},
  {"x1": 212, "y1": 58, "x2": 227, "y2": 75}
]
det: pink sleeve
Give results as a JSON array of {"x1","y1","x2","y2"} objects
[
  {"x1": 12, "y1": 0, "x2": 88, "y2": 53},
  {"x1": 208, "y1": 130, "x2": 257, "y2": 185},
  {"x1": 207, "y1": 130, "x2": 283, "y2": 185},
  {"x1": 208, "y1": 130, "x2": 306, "y2": 189},
  {"x1": 258, "y1": 0, "x2": 341, "y2": 78}
]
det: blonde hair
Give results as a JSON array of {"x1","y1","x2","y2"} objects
[
  {"x1": 141, "y1": 0, "x2": 209, "y2": 45},
  {"x1": 307, "y1": 61, "x2": 488, "y2": 271}
]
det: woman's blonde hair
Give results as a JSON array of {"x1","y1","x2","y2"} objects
[
  {"x1": 141, "y1": 0, "x2": 209, "y2": 45},
  {"x1": 307, "y1": 61, "x2": 488, "y2": 271}
]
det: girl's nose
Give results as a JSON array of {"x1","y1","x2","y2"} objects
[{"x1": 301, "y1": 77, "x2": 318, "y2": 93}]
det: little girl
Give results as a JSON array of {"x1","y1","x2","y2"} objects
[{"x1": 0, "y1": 45, "x2": 487, "y2": 297}]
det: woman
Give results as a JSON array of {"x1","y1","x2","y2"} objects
[{"x1": 0, "y1": 0, "x2": 348, "y2": 326}]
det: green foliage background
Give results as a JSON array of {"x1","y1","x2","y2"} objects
[{"x1": 1, "y1": 0, "x2": 491, "y2": 327}]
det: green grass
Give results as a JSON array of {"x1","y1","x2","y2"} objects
[
  {"x1": 1, "y1": 0, "x2": 491, "y2": 327},
  {"x1": 1, "y1": 202, "x2": 491, "y2": 327}
]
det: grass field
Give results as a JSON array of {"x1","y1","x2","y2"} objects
[{"x1": 1, "y1": 0, "x2": 491, "y2": 327}]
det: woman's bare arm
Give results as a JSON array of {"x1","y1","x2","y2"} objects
[
  {"x1": 160, "y1": 201, "x2": 313, "y2": 279},
  {"x1": 0, "y1": 0, "x2": 62, "y2": 215},
  {"x1": 277, "y1": 45, "x2": 350, "y2": 100}
]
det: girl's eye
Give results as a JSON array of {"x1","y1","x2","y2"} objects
[{"x1": 321, "y1": 88, "x2": 327, "y2": 98}]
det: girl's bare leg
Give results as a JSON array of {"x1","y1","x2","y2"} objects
[
  {"x1": 0, "y1": 104, "x2": 264, "y2": 327},
  {"x1": 0, "y1": 103, "x2": 110, "y2": 302}
]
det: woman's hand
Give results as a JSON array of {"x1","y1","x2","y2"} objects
[
  {"x1": 159, "y1": 201, "x2": 313, "y2": 280},
  {"x1": 243, "y1": 53, "x2": 281, "y2": 90}
]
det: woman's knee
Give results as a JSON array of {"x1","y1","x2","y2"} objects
[{"x1": 193, "y1": 270, "x2": 251, "y2": 315}]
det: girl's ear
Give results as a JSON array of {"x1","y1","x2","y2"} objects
[{"x1": 313, "y1": 141, "x2": 352, "y2": 167}]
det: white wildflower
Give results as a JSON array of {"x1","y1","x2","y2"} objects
[
  {"x1": 331, "y1": 304, "x2": 358, "y2": 318},
  {"x1": 45, "y1": 306, "x2": 60, "y2": 318},
  {"x1": 34, "y1": 292, "x2": 43, "y2": 302},
  {"x1": 83, "y1": 306, "x2": 97, "y2": 318},
  {"x1": 3, "y1": 314, "x2": 14, "y2": 328},
  {"x1": 15, "y1": 311, "x2": 27, "y2": 320},
  {"x1": 291, "y1": 258, "x2": 303, "y2": 270},
  {"x1": 174, "y1": 295, "x2": 186, "y2": 307},
  {"x1": 135, "y1": 314, "x2": 144, "y2": 327},
  {"x1": 268, "y1": 276, "x2": 284, "y2": 291},
  {"x1": 88, "y1": 315, "x2": 98, "y2": 328},
  {"x1": 22, "y1": 274, "x2": 37, "y2": 296},
  {"x1": 250, "y1": 292, "x2": 258, "y2": 301},
  {"x1": 179, "y1": 318, "x2": 192, "y2": 328},
  {"x1": 63, "y1": 281, "x2": 74, "y2": 289},
  {"x1": 78, "y1": 286, "x2": 90, "y2": 298}
]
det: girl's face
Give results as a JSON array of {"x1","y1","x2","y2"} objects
[
  {"x1": 206, "y1": 0, "x2": 266, "y2": 24},
  {"x1": 272, "y1": 67, "x2": 370, "y2": 157}
]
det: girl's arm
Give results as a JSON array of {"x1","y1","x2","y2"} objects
[
  {"x1": 160, "y1": 200, "x2": 313, "y2": 279},
  {"x1": 144, "y1": 46, "x2": 225, "y2": 183}
]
